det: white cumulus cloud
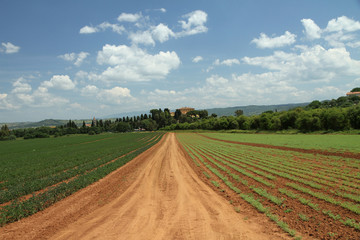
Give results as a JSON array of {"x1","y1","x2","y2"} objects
[
  {"x1": 97, "y1": 87, "x2": 132, "y2": 104},
  {"x1": 11, "y1": 78, "x2": 32, "y2": 93},
  {"x1": 1, "y1": 42, "x2": 20, "y2": 54},
  {"x1": 252, "y1": 31, "x2": 296, "y2": 48},
  {"x1": 301, "y1": 19, "x2": 322, "y2": 40},
  {"x1": 96, "y1": 44, "x2": 180, "y2": 82},
  {"x1": 79, "y1": 26, "x2": 98, "y2": 34},
  {"x1": 117, "y1": 13, "x2": 142, "y2": 22},
  {"x1": 129, "y1": 31, "x2": 155, "y2": 46},
  {"x1": 242, "y1": 45, "x2": 360, "y2": 82},
  {"x1": 59, "y1": 52, "x2": 89, "y2": 66},
  {"x1": 192, "y1": 56, "x2": 203, "y2": 63},
  {"x1": 177, "y1": 10, "x2": 208, "y2": 37},
  {"x1": 151, "y1": 23, "x2": 175, "y2": 43},
  {"x1": 326, "y1": 16, "x2": 360, "y2": 32},
  {"x1": 214, "y1": 58, "x2": 240, "y2": 66},
  {"x1": 41, "y1": 75, "x2": 76, "y2": 90}
]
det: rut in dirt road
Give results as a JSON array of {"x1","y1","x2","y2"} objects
[{"x1": 52, "y1": 133, "x2": 275, "y2": 240}]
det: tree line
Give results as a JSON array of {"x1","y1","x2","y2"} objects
[
  {"x1": 1, "y1": 92, "x2": 360, "y2": 140},
  {"x1": 163, "y1": 95, "x2": 360, "y2": 132}
]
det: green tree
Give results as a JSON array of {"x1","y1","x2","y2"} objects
[
  {"x1": 235, "y1": 109, "x2": 244, "y2": 116},
  {"x1": 174, "y1": 109, "x2": 182, "y2": 120},
  {"x1": 0, "y1": 124, "x2": 10, "y2": 138},
  {"x1": 116, "y1": 122, "x2": 131, "y2": 132},
  {"x1": 350, "y1": 87, "x2": 360, "y2": 92}
]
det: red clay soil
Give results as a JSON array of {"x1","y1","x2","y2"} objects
[
  {"x1": 199, "y1": 134, "x2": 360, "y2": 159},
  {"x1": 0, "y1": 133, "x2": 289, "y2": 240}
]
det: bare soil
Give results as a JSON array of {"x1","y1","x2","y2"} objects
[{"x1": 0, "y1": 133, "x2": 288, "y2": 240}]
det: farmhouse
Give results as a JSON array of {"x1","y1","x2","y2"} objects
[
  {"x1": 170, "y1": 107, "x2": 195, "y2": 116},
  {"x1": 179, "y1": 107, "x2": 195, "y2": 115},
  {"x1": 346, "y1": 91, "x2": 360, "y2": 97}
]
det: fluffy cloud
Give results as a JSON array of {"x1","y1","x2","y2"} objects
[
  {"x1": 11, "y1": 78, "x2": 32, "y2": 93},
  {"x1": 214, "y1": 58, "x2": 240, "y2": 66},
  {"x1": 151, "y1": 24, "x2": 175, "y2": 43},
  {"x1": 177, "y1": 10, "x2": 208, "y2": 37},
  {"x1": 192, "y1": 56, "x2": 203, "y2": 63},
  {"x1": 242, "y1": 45, "x2": 360, "y2": 81},
  {"x1": 41, "y1": 75, "x2": 76, "y2": 90},
  {"x1": 97, "y1": 87, "x2": 132, "y2": 104},
  {"x1": 32, "y1": 87, "x2": 69, "y2": 107},
  {"x1": 80, "y1": 23, "x2": 125, "y2": 35},
  {"x1": 0, "y1": 93, "x2": 16, "y2": 110},
  {"x1": 81, "y1": 85, "x2": 99, "y2": 96},
  {"x1": 301, "y1": 16, "x2": 360, "y2": 48},
  {"x1": 326, "y1": 16, "x2": 360, "y2": 32},
  {"x1": 252, "y1": 31, "x2": 296, "y2": 48},
  {"x1": 79, "y1": 26, "x2": 98, "y2": 34},
  {"x1": 79, "y1": 10, "x2": 207, "y2": 46},
  {"x1": 301, "y1": 19, "x2": 321, "y2": 40},
  {"x1": 59, "y1": 52, "x2": 89, "y2": 66},
  {"x1": 96, "y1": 44, "x2": 180, "y2": 82},
  {"x1": 1, "y1": 42, "x2": 20, "y2": 54},
  {"x1": 129, "y1": 31, "x2": 155, "y2": 46},
  {"x1": 129, "y1": 23, "x2": 175, "y2": 46},
  {"x1": 117, "y1": 13, "x2": 142, "y2": 22},
  {"x1": 98, "y1": 22, "x2": 125, "y2": 34},
  {"x1": 81, "y1": 85, "x2": 132, "y2": 105}
]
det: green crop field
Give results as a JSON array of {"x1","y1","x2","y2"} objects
[
  {"x1": 0, "y1": 132, "x2": 164, "y2": 226},
  {"x1": 177, "y1": 133, "x2": 360, "y2": 239},
  {"x1": 201, "y1": 132, "x2": 360, "y2": 153}
]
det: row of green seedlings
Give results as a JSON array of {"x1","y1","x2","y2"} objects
[
  {"x1": 195, "y1": 135, "x2": 360, "y2": 235},
  {"x1": 190, "y1": 135, "x2": 335, "y2": 195},
  {"x1": 0, "y1": 134, "x2": 149, "y2": 191},
  {"x1": 179, "y1": 140, "x2": 302, "y2": 239},
  {"x1": 178, "y1": 138, "x2": 292, "y2": 231},
  {"x1": 202, "y1": 141, "x2": 329, "y2": 190},
  {"x1": 198, "y1": 141, "x2": 360, "y2": 217},
  {"x1": 269, "y1": 150, "x2": 360, "y2": 188},
  {"x1": 207, "y1": 140, "x2": 360, "y2": 197},
  {"x1": 0, "y1": 133, "x2": 163, "y2": 205},
  {"x1": 196, "y1": 145, "x2": 276, "y2": 188},
  {"x1": 0, "y1": 135, "x2": 152, "y2": 205},
  {"x1": 205, "y1": 133, "x2": 360, "y2": 174},
  {"x1": 215, "y1": 143, "x2": 360, "y2": 200},
  {"x1": 236, "y1": 143, "x2": 360, "y2": 188},
  {"x1": 230, "y1": 143, "x2": 360, "y2": 190},
  {"x1": 0, "y1": 135, "x2": 163, "y2": 226},
  {"x1": 204, "y1": 134, "x2": 360, "y2": 188},
  {"x1": 279, "y1": 188, "x2": 360, "y2": 231},
  {"x1": 286, "y1": 182, "x2": 360, "y2": 215},
  {"x1": 0, "y1": 146, "x2": 135, "y2": 205},
  {"x1": 196, "y1": 138, "x2": 360, "y2": 216},
  {"x1": 215, "y1": 143, "x2": 360, "y2": 207}
]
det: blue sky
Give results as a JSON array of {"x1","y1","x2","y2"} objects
[{"x1": 1, "y1": 0, "x2": 360, "y2": 122}]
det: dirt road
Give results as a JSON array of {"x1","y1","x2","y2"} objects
[{"x1": 1, "y1": 133, "x2": 288, "y2": 239}]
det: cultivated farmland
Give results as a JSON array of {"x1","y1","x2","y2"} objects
[
  {"x1": 0, "y1": 132, "x2": 163, "y2": 226},
  {"x1": 177, "y1": 133, "x2": 360, "y2": 240}
]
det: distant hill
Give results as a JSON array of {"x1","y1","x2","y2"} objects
[
  {"x1": 1, "y1": 103, "x2": 309, "y2": 129},
  {"x1": 2, "y1": 119, "x2": 67, "y2": 129},
  {"x1": 103, "y1": 110, "x2": 149, "y2": 119},
  {"x1": 205, "y1": 103, "x2": 309, "y2": 117}
]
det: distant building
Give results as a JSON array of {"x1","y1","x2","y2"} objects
[
  {"x1": 179, "y1": 107, "x2": 195, "y2": 115},
  {"x1": 346, "y1": 92, "x2": 360, "y2": 97},
  {"x1": 170, "y1": 107, "x2": 195, "y2": 117}
]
